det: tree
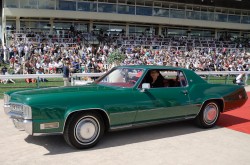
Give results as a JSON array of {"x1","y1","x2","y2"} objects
[{"x1": 107, "y1": 49, "x2": 126, "y2": 67}]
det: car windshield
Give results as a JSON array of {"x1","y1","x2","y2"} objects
[{"x1": 95, "y1": 68, "x2": 144, "y2": 88}]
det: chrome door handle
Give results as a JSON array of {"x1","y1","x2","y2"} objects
[{"x1": 182, "y1": 90, "x2": 188, "y2": 95}]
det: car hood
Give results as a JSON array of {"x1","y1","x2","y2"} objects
[
  {"x1": 11, "y1": 84, "x2": 115, "y2": 96},
  {"x1": 8, "y1": 84, "x2": 123, "y2": 104}
]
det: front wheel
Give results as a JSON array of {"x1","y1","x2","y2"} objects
[
  {"x1": 64, "y1": 112, "x2": 104, "y2": 149},
  {"x1": 195, "y1": 101, "x2": 220, "y2": 128}
]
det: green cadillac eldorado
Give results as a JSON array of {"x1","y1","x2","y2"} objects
[{"x1": 3, "y1": 65, "x2": 248, "y2": 149}]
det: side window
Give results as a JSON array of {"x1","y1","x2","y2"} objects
[
  {"x1": 140, "y1": 69, "x2": 165, "y2": 88},
  {"x1": 177, "y1": 71, "x2": 188, "y2": 87},
  {"x1": 140, "y1": 69, "x2": 188, "y2": 88},
  {"x1": 160, "y1": 70, "x2": 187, "y2": 87},
  {"x1": 160, "y1": 70, "x2": 178, "y2": 87}
]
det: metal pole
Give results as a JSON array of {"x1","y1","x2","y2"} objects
[
  {"x1": 226, "y1": 73, "x2": 230, "y2": 84},
  {"x1": 37, "y1": 76, "x2": 40, "y2": 88}
]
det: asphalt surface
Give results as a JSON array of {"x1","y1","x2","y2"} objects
[{"x1": 0, "y1": 86, "x2": 250, "y2": 165}]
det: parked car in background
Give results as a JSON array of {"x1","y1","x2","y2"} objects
[{"x1": 3, "y1": 65, "x2": 248, "y2": 149}]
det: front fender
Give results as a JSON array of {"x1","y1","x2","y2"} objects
[
  {"x1": 65, "y1": 105, "x2": 108, "y2": 119},
  {"x1": 63, "y1": 105, "x2": 110, "y2": 133}
]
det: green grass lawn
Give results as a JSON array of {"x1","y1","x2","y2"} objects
[
  {"x1": 0, "y1": 78, "x2": 64, "y2": 99},
  {"x1": 203, "y1": 75, "x2": 250, "y2": 85}
]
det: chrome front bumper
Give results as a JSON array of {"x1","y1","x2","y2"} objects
[
  {"x1": 12, "y1": 118, "x2": 33, "y2": 135},
  {"x1": 4, "y1": 104, "x2": 33, "y2": 135}
]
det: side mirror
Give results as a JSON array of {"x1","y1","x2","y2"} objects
[{"x1": 141, "y1": 83, "x2": 150, "y2": 92}]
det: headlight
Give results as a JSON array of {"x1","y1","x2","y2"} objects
[
  {"x1": 10, "y1": 104, "x2": 32, "y2": 119},
  {"x1": 23, "y1": 105, "x2": 32, "y2": 119},
  {"x1": 4, "y1": 94, "x2": 10, "y2": 104}
]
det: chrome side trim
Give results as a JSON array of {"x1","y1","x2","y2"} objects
[
  {"x1": 63, "y1": 108, "x2": 110, "y2": 132},
  {"x1": 109, "y1": 116, "x2": 196, "y2": 131},
  {"x1": 110, "y1": 124, "x2": 133, "y2": 131},
  {"x1": 33, "y1": 132, "x2": 63, "y2": 136}
]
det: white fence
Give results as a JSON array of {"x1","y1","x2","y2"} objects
[
  {"x1": 0, "y1": 73, "x2": 103, "y2": 79},
  {"x1": 0, "y1": 71, "x2": 249, "y2": 86}
]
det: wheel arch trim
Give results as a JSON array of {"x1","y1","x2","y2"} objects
[
  {"x1": 196, "y1": 98, "x2": 225, "y2": 117},
  {"x1": 63, "y1": 108, "x2": 110, "y2": 133}
]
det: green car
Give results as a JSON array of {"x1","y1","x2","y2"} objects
[{"x1": 3, "y1": 66, "x2": 248, "y2": 149}]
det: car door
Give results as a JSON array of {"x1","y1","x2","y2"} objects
[
  {"x1": 133, "y1": 69, "x2": 196, "y2": 123},
  {"x1": 134, "y1": 87, "x2": 192, "y2": 123}
]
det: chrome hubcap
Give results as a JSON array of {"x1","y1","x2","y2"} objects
[
  {"x1": 203, "y1": 104, "x2": 218, "y2": 125},
  {"x1": 75, "y1": 117, "x2": 99, "y2": 144}
]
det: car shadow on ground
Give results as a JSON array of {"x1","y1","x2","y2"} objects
[
  {"x1": 217, "y1": 114, "x2": 250, "y2": 127},
  {"x1": 25, "y1": 120, "x2": 217, "y2": 155}
]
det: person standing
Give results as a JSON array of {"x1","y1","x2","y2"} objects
[
  {"x1": 3, "y1": 44, "x2": 8, "y2": 62},
  {"x1": 235, "y1": 73, "x2": 245, "y2": 86},
  {"x1": 63, "y1": 60, "x2": 71, "y2": 86},
  {"x1": 1, "y1": 65, "x2": 8, "y2": 75},
  {"x1": 243, "y1": 64, "x2": 249, "y2": 86}
]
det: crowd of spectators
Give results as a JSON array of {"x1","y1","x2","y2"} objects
[{"x1": 0, "y1": 29, "x2": 250, "y2": 82}]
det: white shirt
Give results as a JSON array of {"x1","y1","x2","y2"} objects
[{"x1": 236, "y1": 74, "x2": 244, "y2": 84}]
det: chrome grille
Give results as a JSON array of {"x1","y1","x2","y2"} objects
[{"x1": 10, "y1": 104, "x2": 24, "y2": 117}]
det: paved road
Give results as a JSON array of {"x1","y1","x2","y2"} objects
[{"x1": 0, "y1": 87, "x2": 250, "y2": 165}]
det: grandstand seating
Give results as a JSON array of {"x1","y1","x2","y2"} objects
[{"x1": 5, "y1": 29, "x2": 250, "y2": 53}]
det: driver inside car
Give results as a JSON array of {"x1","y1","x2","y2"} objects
[{"x1": 146, "y1": 70, "x2": 164, "y2": 88}]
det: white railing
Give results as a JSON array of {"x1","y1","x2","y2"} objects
[
  {"x1": 0, "y1": 73, "x2": 103, "y2": 79},
  {"x1": 195, "y1": 71, "x2": 250, "y2": 75},
  {"x1": 0, "y1": 71, "x2": 249, "y2": 86}
]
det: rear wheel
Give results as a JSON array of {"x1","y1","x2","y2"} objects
[
  {"x1": 195, "y1": 101, "x2": 220, "y2": 128},
  {"x1": 64, "y1": 112, "x2": 104, "y2": 149}
]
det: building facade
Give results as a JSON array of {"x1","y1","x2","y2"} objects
[{"x1": 1, "y1": 0, "x2": 250, "y2": 45}]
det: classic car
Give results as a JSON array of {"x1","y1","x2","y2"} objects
[{"x1": 3, "y1": 65, "x2": 248, "y2": 149}]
